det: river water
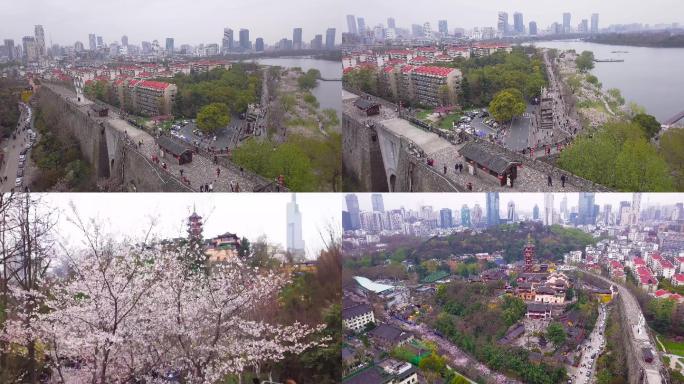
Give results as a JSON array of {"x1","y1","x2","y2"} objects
[
  {"x1": 254, "y1": 57, "x2": 342, "y2": 119},
  {"x1": 532, "y1": 40, "x2": 684, "y2": 122}
]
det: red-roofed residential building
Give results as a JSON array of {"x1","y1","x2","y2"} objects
[
  {"x1": 135, "y1": 80, "x2": 178, "y2": 116},
  {"x1": 672, "y1": 274, "x2": 684, "y2": 286},
  {"x1": 409, "y1": 56, "x2": 432, "y2": 65},
  {"x1": 639, "y1": 274, "x2": 658, "y2": 292},
  {"x1": 446, "y1": 47, "x2": 471, "y2": 59},
  {"x1": 409, "y1": 66, "x2": 462, "y2": 107},
  {"x1": 676, "y1": 256, "x2": 684, "y2": 273}
]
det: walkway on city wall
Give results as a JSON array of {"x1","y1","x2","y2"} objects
[{"x1": 39, "y1": 82, "x2": 282, "y2": 192}]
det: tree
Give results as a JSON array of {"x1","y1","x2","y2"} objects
[
  {"x1": 196, "y1": 102, "x2": 230, "y2": 133},
  {"x1": 614, "y1": 138, "x2": 673, "y2": 191},
  {"x1": 459, "y1": 77, "x2": 471, "y2": 107},
  {"x1": 546, "y1": 322, "x2": 567, "y2": 348},
  {"x1": 660, "y1": 128, "x2": 684, "y2": 190},
  {"x1": 418, "y1": 352, "x2": 446, "y2": 373},
  {"x1": 238, "y1": 236, "x2": 251, "y2": 258},
  {"x1": 632, "y1": 113, "x2": 662, "y2": 139},
  {"x1": 576, "y1": 51, "x2": 595, "y2": 72},
  {"x1": 297, "y1": 69, "x2": 320, "y2": 90},
  {"x1": 489, "y1": 88, "x2": 526, "y2": 122}
]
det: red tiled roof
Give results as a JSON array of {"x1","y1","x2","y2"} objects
[
  {"x1": 343, "y1": 67, "x2": 354, "y2": 74},
  {"x1": 400, "y1": 65, "x2": 415, "y2": 74},
  {"x1": 661, "y1": 259, "x2": 675, "y2": 269},
  {"x1": 634, "y1": 257, "x2": 645, "y2": 265},
  {"x1": 383, "y1": 65, "x2": 395, "y2": 74},
  {"x1": 652, "y1": 253, "x2": 663, "y2": 261},
  {"x1": 655, "y1": 289, "x2": 670, "y2": 297},
  {"x1": 137, "y1": 80, "x2": 171, "y2": 90},
  {"x1": 674, "y1": 274, "x2": 684, "y2": 282},
  {"x1": 412, "y1": 66, "x2": 455, "y2": 77},
  {"x1": 410, "y1": 56, "x2": 430, "y2": 63},
  {"x1": 636, "y1": 266, "x2": 652, "y2": 276}
]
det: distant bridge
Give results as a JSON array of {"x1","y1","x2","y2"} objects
[{"x1": 663, "y1": 109, "x2": 684, "y2": 127}]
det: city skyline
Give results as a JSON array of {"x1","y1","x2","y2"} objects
[
  {"x1": 41, "y1": 193, "x2": 339, "y2": 258},
  {"x1": 1, "y1": 0, "x2": 342, "y2": 46},
  {"x1": 344, "y1": 0, "x2": 683, "y2": 31},
  {"x1": 344, "y1": 193, "x2": 684, "y2": 216}
]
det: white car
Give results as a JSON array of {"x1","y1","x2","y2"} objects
[{"x1": 15, "y1": 177, "x2": 22, "y2": 187}]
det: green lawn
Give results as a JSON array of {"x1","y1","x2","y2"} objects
[
  {"x1": 658, "y1": 334, "x2": 684, "y2": 357},
  {"x1": 416, "y1": 109, "x2": 434, "y2": 121},
  {"x1": 439, "y1": 113, "x2": 463, "y2": 130}
]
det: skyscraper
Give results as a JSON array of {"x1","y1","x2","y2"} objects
[
  {"x1": 371, "y1": 194, "x2": 384, "y2": 212},
  {"x1": 497, "y1": 12, "x2": 509, "y2": 36},
  {"x1": 529, "y1": 21, "x2": 538, "y2": 35},
  {"x1": 563, "y1": 12, "x2": 572, "y2": 34},
  {"x1": 96, "y1": 36, "x2": 103, "y2": 48},
  {"x1": 438, "y1": 20, "x2": 448, "y2": 36},
  {"x1": 88, "y1": 34, "x2": 97, "y2": 51},
  {"x1": 286, "y1": 194, "x2": 305, "y2": 257},
  {"x1": 239, "y1": 29, "x2": 250, "y2": 50},
  {"x1": 513, "y1": 12, "x2": 524, "y2": 34},
  {"x1": 293, "y1": 28, "x2": 303, "y2": 50},
  {"x1": 121, "y1": 35, "x2": 128, "y2": 47},
  {"x1": 591, "y1": 13, "x2": 599, "y2": 34},
  {"x1": 346, "y1": 15, "x2": 358, "y2": 35},
  {"x1": 22, "y1": 36, "x2": 38, "y2": 62},
  {"x1": 255, "y1": 38, "x2": 264, "y2": 52},
  {"x1": 631, "y1": 193, "x2": 642, "y2": 225},
  {"x1": 486, "y1": 192, "x2": 500, "y2": 227},
  {"x1": 461, "y1": 205, "x2": 471, "y2": 227},
  {"x1": 34, "y1": 25, "x2": 45, "y2": 57},
  {"x1": 603, "y1": 204, "x2": 612, "y2": 225},
  {"x1": 165, "y1": 38, "x2": 174, "y2": 54},
  {"x1": 325, "y1": 28, "x2": 336, "y2": 49},
  {"x1": 4, "y1": 39, "x2": 14, "y2": 61},
  {"x1": 357, "y1": 17, "x2": 366, "y2": 35},
  {"x1": 533, "y1": 204, "x2": 540, "y2": 220},
  {"x1": 578, "y1": 193, "x2": 596, "y2": 225},
  {"x1": 345, "y1": 194, "x2": 360, "y2": 230},
  {"x1": 560, "y1": 195, "x2": 568, "y2": 221},
  {"x1": 507, "y1": 201, "x2": 516, "y2": 222},
  {"x1": 387, "y1": 18, "x2": 396, "y2": 29},
  {"x1": 222, "y1": 28, "x2": 234, "y2": 53},
  {"x1": 440, "y1": 208, "x2": 453, "y2": 228},
  {"x1": 543, "y1": 193, "x2": 554, "y2": 226},
  {"x1": 310, "y1": 35, "x2": 323, "y2": 50}
]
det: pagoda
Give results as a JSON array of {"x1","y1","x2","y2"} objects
[
  {"x1": 523, "y1": 233, "x2": 535, "y2": 271},
  {"x1": 187, "y1": 206, "x2": 203, "y2": 241}
]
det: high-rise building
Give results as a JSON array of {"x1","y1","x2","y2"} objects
[
  {"x1": 618, "y1": 201, "x2": 631, "y2": 226},
  {"x1": 310, "y1": 34, "x2": 323, "y2": 50},
  {"x1": 472, "y1": 204, "x2": 483, "y2": 227},
  {"x1": 34, "y1": 25, "x2": 46, "y2": 57},
  {"x1": 411, "y1": 24, "x2": 424, "y2": 37},
  {"x1": 631, "y1": 193, "x2": 642, "y2": 225},
  {"x1": 22, "y1": 36, "x2": 38, "y2": 62},
  {"x1": 578, "y1": 193, "x2": 596, "y2": 225},
  {"x1": 325, "y1": 28, "x2": 336, "y2": 49},
  {"x1": 165, "y1": 38, "x2": 174, "y2": 54},
  {"x1": 533, "y1": 204, "x2": 540, "y2": 220},
  {"x1": 603, "y1": 204, "x2": 612, "y2": 225},
  {"x1": 440, "y1": 208, "x2": 453, "y2": 228},
  {"x1": 293, "y1": 28, "x2": 303, "y2": 50},
  {"x1": 486, "y1": 192, "x2": 500, "y2": 227},
  {"x1": 497, "y1": 12, "x2": 509, "y2": 36},
  {"x1": 345, "y1": 194, "x2": 360, "y2": 230},
  {"x1": 543, "y1": 193, "x2": 554, "y2": 226},
  {"x1": 461, "y1": 205, "x2": 471, "y2": 227},
  {"x1": 347, "y1": 15, "x2": 358, "y2": 35},
  {"x1": 513, "y1": 12, "x2": 524, "y2": 34},
  {"x1": 74, "y1": 41, "x2": 84, "y2": 52},
  {"x1": 371, "y1": 194, "x2": 384, "y2": 212},
  {"x1": 563, "y1": 12, "x2": 572, "y2": 34},
  {"x1": 423, "y1": 22, "x2": 432, "y2": 36},
  {"x1": 560, "y1": 195, "x2": 568, "y2": 221},
  {"x1": 121, "y1": 35, "x2": 128, "y2": 47},
  {"x1": 438, "y1": 20, "x2": 448, "y2": 36},
  {"x1": 255, "y1": 38, "x2": 264, "y2": 52},
  {"x1": 579, "y1": 19, "x2": 589, "y2": 34},
  {"x1": 222, "y1": 28, "x2": 234, "y2": 53},
  {"x1": 591, "y1": 13, "x2": 599, "y2": 34},
  {"x1": 286, "y1": 194, "x2": 305, "y2": 257},
  {"x1": 88, "y1": 34, "x2": 97, "y2": 51},
  {"x1": 529, "y1": 21, "x2": 538, "y2": 35},
  {"x1": 239, "y1": 29, "x2": 250, "y2": 50},
  {"x1": 387, "y1": 18, "x2": 396, "y2": 29},
  {"x1": 96, "y1": 36, "x2": 103, "y2": 48},
  {"x1": 4, "y1": 39, "x2": 14, "y2": 61},
  {"x1": 357, "y1": 17, "x2": 366, "y2": 35},
  {"x1": 507, "y1": 201, "x2": 516, "y2": 222}
]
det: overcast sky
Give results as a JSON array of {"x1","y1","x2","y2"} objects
[
  {"x1": 345, "y1": 0, "x2": 683, "y2": 31},
  {"x1": 1, "y1": 0, "x2": 342, "y2": 46},
  {"x1": 40, "y1": 193, "x2": 339, "y2": 259},
  {"x1": 348, "y1": 193, "x2": 684, "y2": 215}
]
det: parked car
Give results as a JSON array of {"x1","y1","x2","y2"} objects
[
  {"x1": 17, "y1": 168, "x2": 24, "y2": 177},
  {"x1": 15, "y1": 177, "x2": 22, "y2": 187}
]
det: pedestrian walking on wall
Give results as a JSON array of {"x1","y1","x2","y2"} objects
[{"x1": 547, "y1": 174, "x2": 553, "y2": 187}]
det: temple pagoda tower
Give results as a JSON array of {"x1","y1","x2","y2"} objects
[{"x1": 523, "y1": 233, "x2": 535, "y2": 270}]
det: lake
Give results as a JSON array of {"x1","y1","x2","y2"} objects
[
  {"x1": 531, "y1": 40, "x2": 684, "y2": 122},
  {"x1": 255, "y1": 57, "x2": 342, "y2": 119}
]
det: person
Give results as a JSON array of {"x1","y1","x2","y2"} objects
[
  {"x1": 561, "y1": 174, "x2": 566, "y2": 188},
  {"x1": 216, "y1": 167, "x2": 221, "y2": 177},
  {"x1": 466, "y1": 182, "x2": 473, "y2": 191},
  {"x1": 204, "y1": 183, "x2": 209, "y2": 192},
  {"x1": 443, "y1": 165, "x2": 447, "y2": 175},
  {"x1": 180, "y1": 169, "x2": 184, "y2": 177},
  {"x1": 208, "y1": 182, "x2": 214, "y2": 192},
  {"x1": 199, "y1": 185, "x2": 204, "y2": 192},
  {"x1": 459, "y1": 164, "x2": 463, "y2": 172},
  {"x1": 547, "y1": 174, "x2": 553, "y2": 187}
]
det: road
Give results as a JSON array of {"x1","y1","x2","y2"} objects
[
  {"x1": 571, "y1": 303, "x2": 608, "y2": 384},
  {"x1": 583, "y1": 270, "x2": 664, "y2": 384},
  {"x1": 1, "y1": 102, "x2": 34, "y2": 192}
]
